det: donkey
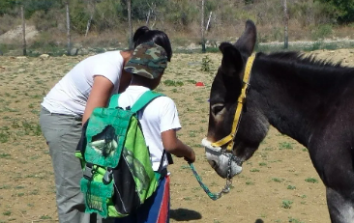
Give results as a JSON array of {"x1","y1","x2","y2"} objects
[{"x1": 202, "y1": 20, "x2": 354, "y2": 223}]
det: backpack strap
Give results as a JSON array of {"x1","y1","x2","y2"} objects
[
  {"x1": 131, "y1": 90, "x2": 164, "y2": 113},
  {"x1": 131, "y1": 90, "x2": 173, "y2": 173},
  {"x1": 108, "y1": 94, "x2": 121, "y2": 108}
]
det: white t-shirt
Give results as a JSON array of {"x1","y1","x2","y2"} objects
[
  {"x1": 118, "y1": 85, "x2": 181, "y2": 171},
  {"x1": 41, "y1": 50, "x2": 124, "y2": 116}
]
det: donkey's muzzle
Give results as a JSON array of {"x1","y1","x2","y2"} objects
[{"x1": 202, "y1": 138, "x2": 243, "y2": 179}]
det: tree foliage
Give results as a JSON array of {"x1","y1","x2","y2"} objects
[{"x1": 315, "y1": 0, "x2": 354, "y2": 23}]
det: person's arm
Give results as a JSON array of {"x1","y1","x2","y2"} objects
[
  {"x1": 82, "y1": 75, "x2": 114, "y2": 125},
  {"x1": 161, "y1": 129, "x2": 195, "y2": 163}
]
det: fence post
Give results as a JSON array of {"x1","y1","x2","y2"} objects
[
  {"x1": 21, "y1": 4, "x2": 26, "y2": 56},
  {"x1": 127, "y1": 0, "x2": 133, "y2": 49},
  {"x1": 66, "y1": 1, "x2": 71, "y2": 55},
  {"x1": 201, "y1": 0, "x2": 206, "y2": 53},
  {"x1": 283, "y1": 0, "x2": 289, "y2": 49}
]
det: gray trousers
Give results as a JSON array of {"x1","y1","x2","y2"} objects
[{"x1": 40, "y1": 107, "x2": 113, "y2": 223}]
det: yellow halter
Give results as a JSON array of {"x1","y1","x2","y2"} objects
[{"x1": 211, "y1": 53, "x2": 256, "y2": 151}]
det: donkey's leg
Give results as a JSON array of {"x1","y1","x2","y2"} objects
[{"x1": 326, "y1": 187, "x2": 354, "y2": 223}]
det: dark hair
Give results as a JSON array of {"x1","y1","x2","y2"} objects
[{"x1": 133, "y1": 26, "x2": 172, "y2": 62}]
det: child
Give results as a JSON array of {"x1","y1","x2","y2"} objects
[{"x1": 115, "y1": 41, "x2": 195, "y2": 223}]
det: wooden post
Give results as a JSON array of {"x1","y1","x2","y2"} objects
[
  {"x1": 66, "y1": 1, "x2": 71, "y2": 55},
  {"x1": 201, "y1": 0, "x2": 206, "y2": 53},
  {"x1": 283, "y1": 0, "x2": 289, "y2": 49},
  {"x1": 21, "y1": 4, "x2": 26, "y2": 56},
  {"x1": 127, "y1": 0, "x2": 133, "y2": 49}
]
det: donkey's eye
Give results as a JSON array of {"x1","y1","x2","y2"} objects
[{"x1": 211, "y1": 104, "x2": 225, "y2": 115}]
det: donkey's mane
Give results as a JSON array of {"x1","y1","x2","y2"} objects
[
  {"x1": 260, "y1": 51, "x2": 344, "y2": 68},
  {"x1": 256, "y1": 51, "x2": 354, "y2": 91}
]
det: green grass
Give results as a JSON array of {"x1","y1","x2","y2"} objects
[
  {"x1": 282, "y1": 200, "x2": 293, "y2": 209},
  {"x1": 245, "y1": 181, "x2": 254, "y2": 185},
  {"x1": 2, "y1": 210, "x2": 11, "y2": 216},
  {"x1": 279, "y1": 142, "x2": 293, "y2": 150},
  {"x1": 0, "y1": 153, "x2": 11, "y2": 159},
  {"x1": 288, "y1": 217, "x2": 304, "y2": 223},
  {"x1": 39, "y1": 215, "x2": 52, "y2": 220},
  {"x1": 287, "y1": 185, "x2": 296, "y2": 190},
  {"x1": 305, "y1": 177, "x2": 318, "y2": 183}
]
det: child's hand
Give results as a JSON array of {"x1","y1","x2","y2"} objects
[{"x1": 184, "y1": 149, "x2": 196, "y2": 163}]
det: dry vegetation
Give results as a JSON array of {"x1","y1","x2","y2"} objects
[{"x1": 1, "y1": 0, "x2": 354, "y2": 56}]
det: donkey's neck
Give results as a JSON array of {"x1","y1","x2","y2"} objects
[{"x1": 250, "y1": 54, "x2": 354, "y2": 147}]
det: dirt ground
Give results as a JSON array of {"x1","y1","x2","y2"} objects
[{"x1": 1, "y1": 48, "x2": 354, "y2": 223}]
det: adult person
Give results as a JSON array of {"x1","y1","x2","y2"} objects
[{"x1": 39, "y1": 27, "x2": 172, "y2": 223}]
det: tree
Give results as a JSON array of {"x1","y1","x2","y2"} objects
[
  {"x1": 0, "y1": 1, "x2": 13, "y2": 15},
  {"x1": 85, "y1": 0, "x2": 96, "y2": 37},
  {"x1": 127, "y1": 0, "x2": 132, "y2": 49},
  {"x1": 283, "y1": 0, "x2": 288, "y2": 49},
  {"x1": 65, "y1": 0, "x2": 71, "y2": 55},
  {"x1": 315, "y1": 0, "x2": 354, "y2": 23},
  {"x1": 201, "y1": 0, "x2": 206, "y2": 53},
  {"x1": 21, "y1": 3, "x2": 26, "y2": 56}
]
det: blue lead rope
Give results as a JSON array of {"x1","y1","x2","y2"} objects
[{"x1": 188, "y1": 163, "x2": 232, "y2": 201}]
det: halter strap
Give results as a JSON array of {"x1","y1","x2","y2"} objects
[{"x1": 211, "y1": 53, "x2": 256, "y2": 151}]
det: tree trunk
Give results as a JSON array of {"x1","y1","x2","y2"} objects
[
  {"x1": 66, "y1": 1, "x2": 71, "y2": 55},
  {"x1": 201, "y1": 0, "x2": 206, "y2": 53},
  {"x1": 127, "y1": 0, "x2": 133, "y2": 49},
  {"x1": 21, "y1": 5, "x2": 26, "y2": 56},
  {"x1": 283, "y1": 0, "x2": 289, "y2": 49},
  {"x1": 85, "y1": 0, "x2": 95, "y2": 37},
  {"x1": 206, "y1": 11, "x2": 212, "y2": 32}
]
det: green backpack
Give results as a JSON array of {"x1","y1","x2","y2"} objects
[{"x1": 75, "y1": 90, "x2": 167, "y2": 218}]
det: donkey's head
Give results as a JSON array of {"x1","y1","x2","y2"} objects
[{"x1": 203, "y1": 20, "x2": 269, "y2": 178}]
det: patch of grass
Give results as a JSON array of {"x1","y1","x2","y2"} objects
[
  {"x1": 282, "y1": 200, "x2": 293, "y2": 209},
  {"x1": 245, "y1": 181, "x2": 254, "y2": 185},
  {"x1": 250, "y1": 168, "x2": 260, "y2": 172},
  {"x1": 272, "y1": 178, "x2": 283, "y2": 183},
  {"x1": 279, "y1": 142, "x2": 293, "y2": 150},
  {"x1": 287, "y1": 185, "x2": 296, "y2": 190},
  {"x1": 0, "y1": 185, "x2": 11, "y2": 189},
  {"x1": 22, "y1": 121, "x2": 42, "y2": 136},
  {"x1": 163, "y1": 80, "x2": 184, "y2": 87},
  {"x1": 3, "y1": 210, "x2": 11, "y2": 216},
  {"x1": 288, "y1": 217, "x2": 304, "y2": 223},
  {"x1": 305, "y1": 177, "x2": 318, "y2": 183},
  {"x1": 0, "y1": 153, "x2": 11, "y2": 159},
  {"x1": 186, "y1": 79, "x2": 197, "y2": 84},
  {"x1": 0, "y1": 131, "x2": 9, "y2": 143},
  {"x1": 183, "y1": 197, "x2": 192, "y2": 201},
  {"x1": 39, "y1": 215, "x2": 52, "y2": 220}
]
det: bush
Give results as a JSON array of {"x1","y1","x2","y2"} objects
[{"x1": 312, "y1": 24, "x2": 333, "y2": 40}]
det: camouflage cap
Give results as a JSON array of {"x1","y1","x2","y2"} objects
[{"x1": 124, "y1": 41, "x2": 168, "y2": 79}]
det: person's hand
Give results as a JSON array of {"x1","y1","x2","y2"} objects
[{"x1": 184, "y1": 149, "x2": 196, "y2": 163}]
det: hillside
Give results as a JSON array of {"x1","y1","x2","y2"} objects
[{"x1": 0, "y1": 0, "x2": 353, "y2": 55}]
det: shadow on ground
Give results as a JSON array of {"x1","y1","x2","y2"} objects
[{"x1": 170, "y1": 208, "x2": 202, "y2": 221}]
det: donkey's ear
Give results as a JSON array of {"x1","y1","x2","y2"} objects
[
  {"x1": 234, "y1": 20, "x2": 257, "y2": 57},
  {"x1": 219, "y1": 42, "x2": 243, "y2": 77}
]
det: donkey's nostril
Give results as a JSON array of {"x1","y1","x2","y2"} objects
[{"x1": 208, "y1": 160, "x2": 217, "y2": 169}]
